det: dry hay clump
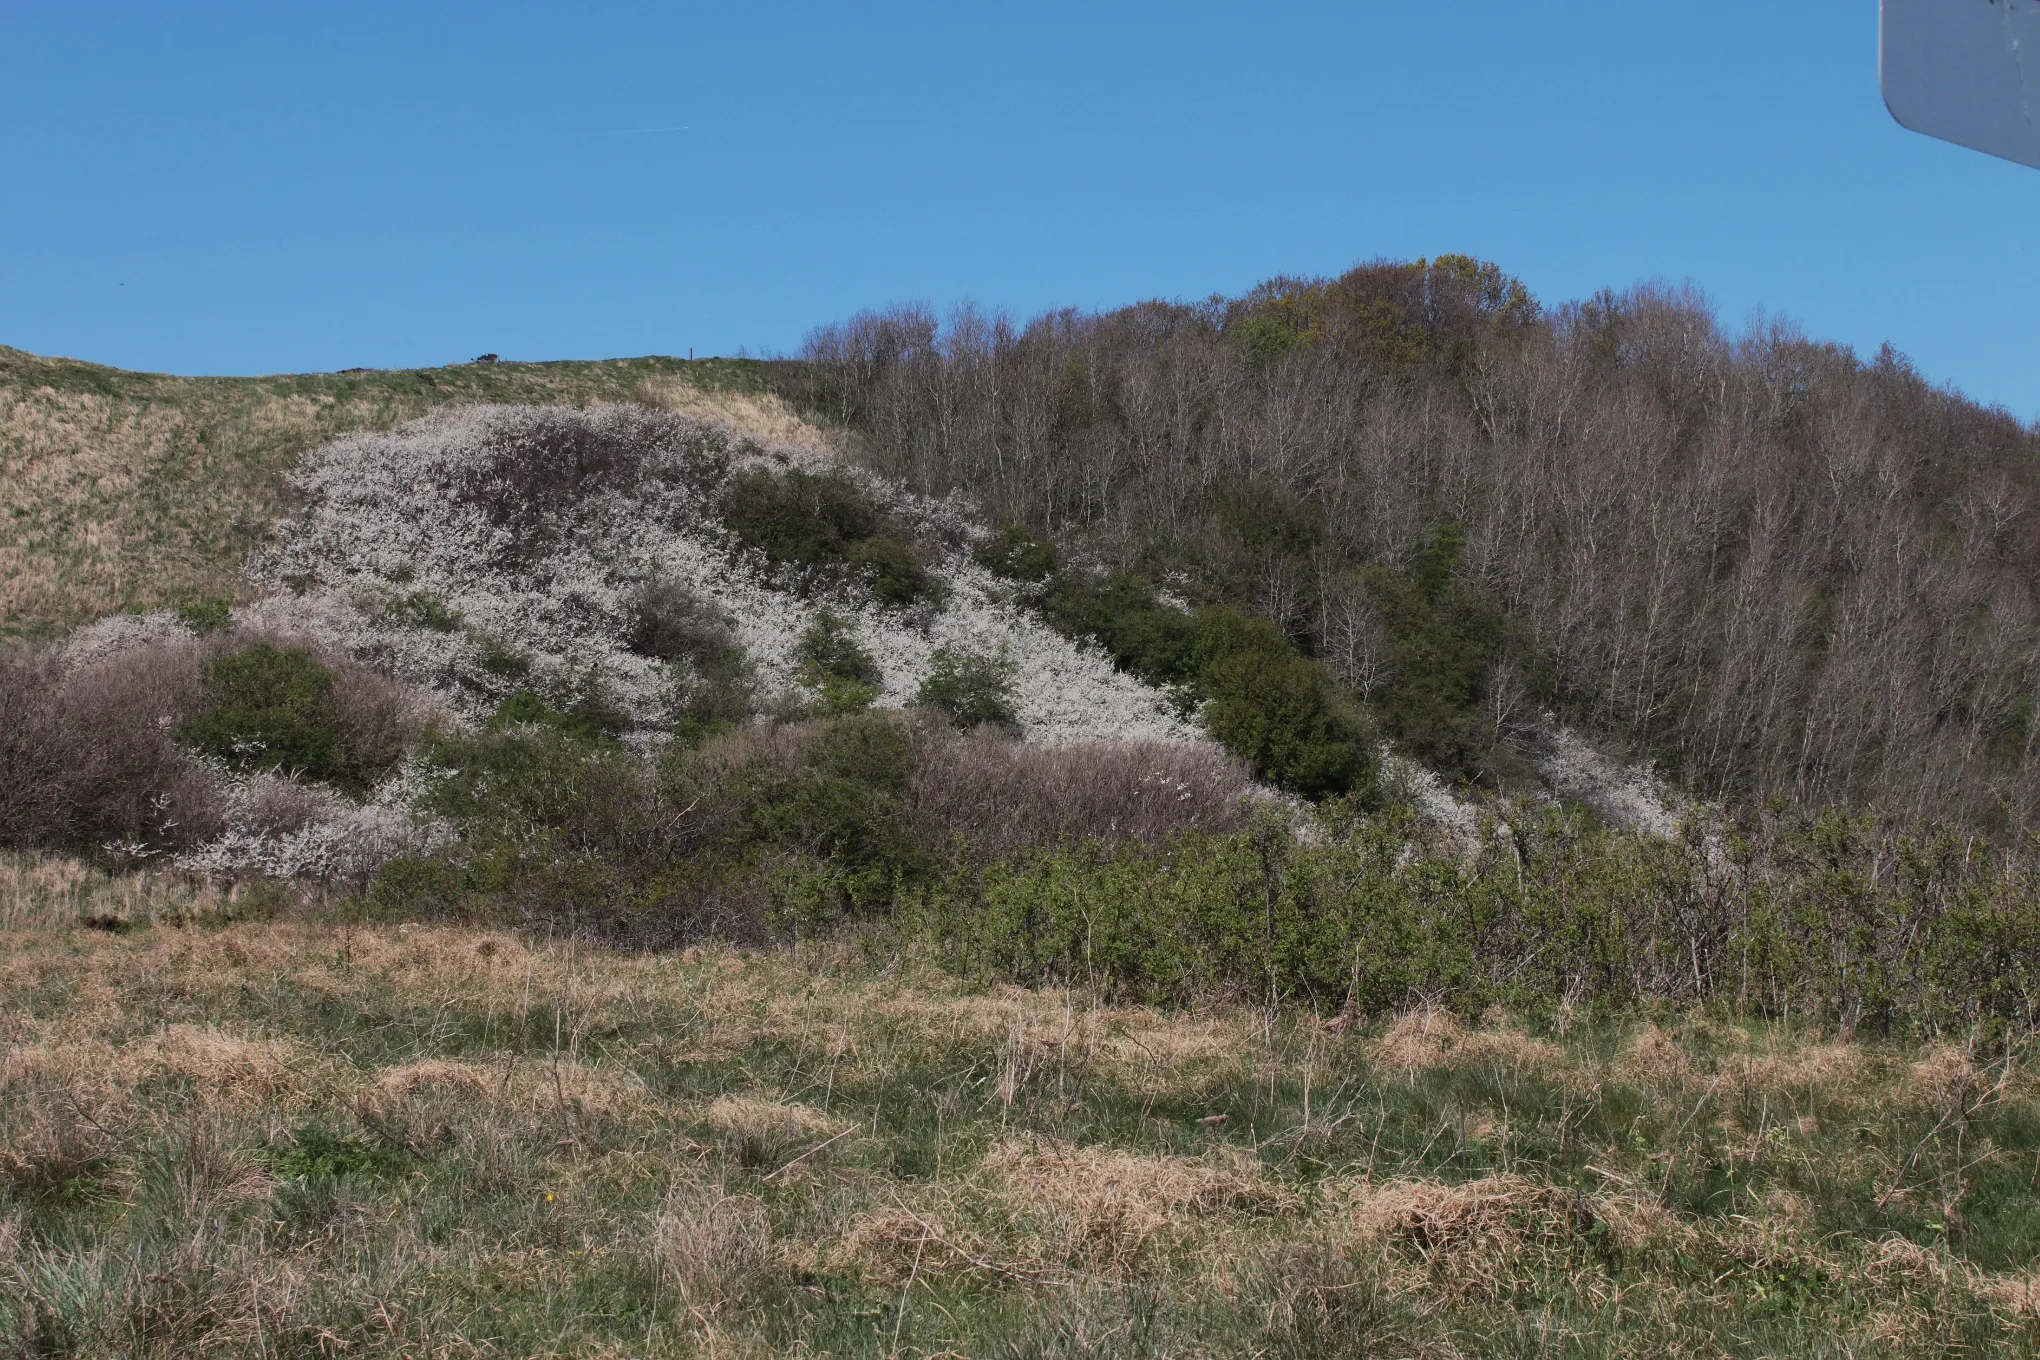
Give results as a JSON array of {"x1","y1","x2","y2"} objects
[
  {"x1": 1906, "y1": 1044, "x2": 1984, "y2": 1113},
  {"x1": 1368, "y1": 1008, "x2": 1565, "y2": 1078},
  {"x1": 1719, "y1": 1039, "x2": 1869, "y2": 1103},
  {"x1": 370, "y1": 1056, "x2": 649, "y2": 1121},
  {"x1": 4, "y1": 1024, "x2": 316, "y2": 1111},
  {"x1": 1346, "y1": 1175, "x2": 1591, "y2": 1296},
  {"x1": 831, "y1": 1207, "x2": 990, "y2": 1287},
  {"x1": 980, "y1": 1136, "x2": 1289, "y2": 1269},
  {"x1": 1615, "y1": 1024, "x2": 1699, "y2": 1087},
  {"x1": 702, "y1": 1097, "x2": 851, "y2": 1163},
  {"x1": 1973, "y1": 1268, "x2": 2040, "y2": 1318},
  {"x1": 653, "y1": 1181, "x2": 778, "y2": 1314}
]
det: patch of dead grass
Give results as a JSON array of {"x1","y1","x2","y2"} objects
[
  {"x1": 980, "y1": 1136, "x2": 1287, "y2": 1269},
  {"x1": 1368, "y1": 1008, "x2": 1566, "y2": 1078}
]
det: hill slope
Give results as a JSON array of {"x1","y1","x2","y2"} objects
[{"x1": 0, "y1": 346, "x2": 810, "y2": 644}]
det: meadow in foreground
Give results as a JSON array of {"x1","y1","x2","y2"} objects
[{"x1": 5, "y1": 855, "x2": 2040, "y2": 1358}]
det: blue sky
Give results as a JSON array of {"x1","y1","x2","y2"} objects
[{"x1": 4, "y1": 1, "x2": 2036, "y2": 418}]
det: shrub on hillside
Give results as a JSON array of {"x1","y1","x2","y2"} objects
[
  {"x1": 794, "y1": 611, "x2": 882, "y2": 715},
  {"x1": 909, "y1": 730, "x2": 1255, "y2": 862},
  {"x1": 915, "y1": 644, "x2": 1018, "y2": 730},
  {"x1": 385, "y1": 591, "x2": 463, "y2": 633},
  {"x1": 626, "y1": 579, "x2": 740, "y2": 670},
  {"x1": 724, "y1": 468, "x2": 879, "y2": 570},
  {"x1": 847, "y1": 534, "x2": 941, "y2": 608},
  {"x1": 1361, "y1": 522, "x2": 1529, "y2": 780},
  {"x1": 0, "y1": 643, "x2": 224, "y2": 857},
  {"x1": 485, "y1": 689, "x2": 629, "y2": 746},
  {"x1": 1040, "y1": 572, "x2": 1200, "y2": 688},
  {"x1": 974, "y1": 522, "x2": 1058, "y2": 583}
]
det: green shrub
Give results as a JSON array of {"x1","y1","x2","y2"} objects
[
  {"x1": 847, "y1": 534, "x2": 941, "y2": 608},
  {"x1": 724, "y1": 468, "x2": 878, "y2": 569},
  {"x1": 1362, "y1": 521, "x2": 1528, "y2": 779},
  {"x1": 975, "y1": 522, "x2": 1058, "y2": 583},
  {"x1": 385, "y1": 591, "x2": 463, "y2": 633},
  {"x1": 173, "y1": 597, "x2": 233, "y2": 635},
  {"x1": 484, "y1": 689, "x2": 628, "y2": 746},
  {"x1": 179, "y1": 644, "x2": 346, "y2": 785},
  {"x1": 1200, "y1": 650, "x2": 1371, "y2": 798},
  {"x1": 472, "y1": 633, "x2": 532, "y2": 680},
  {"x1": 795, "y1": 611, "x2": 882, "y2": 715},
  {"x1": 1039, "y1": 572, "x2": 1201, "y2": 688},
  {"x1": 916, "y1": 644, "x2": 1018, "y2": 730}
]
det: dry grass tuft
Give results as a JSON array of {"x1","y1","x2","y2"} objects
[
  {"x1": 653, "y1": 1182, "x2": 777, "y2": 1312},
  {"x1": 702, "y1": 1097, "x2": 850, "y2": 1165},
  {"x1": 1972, "y1": 1268, "x2": 2040, "y2": 1317},
  {"x1": 1345, "y1": 1175, "x2": 1591, "y2": 1297},
  {"x1": 0, "y1": 1110, "x2": 110, "y2": 1197},
  {"x1": 828, "y1": 1206, "x2": 1010, "y2": 1287},
  {"x1": 375, "y1": 1059, "x2": 495, "y2": 1099},
  {"x1": 1907, "y1": 1044, "x2": 1982, "y2": 1113},
  {"x1": 1369, "y1": 1008, "x2": 1564, "y2": 1078},
  {"x1": 1617, "y1": 1024, "x2": 1698, "y2": 1087},
  {"x1": 1720, "y1": 1039, "x2": 1868, "y2": 1102},
  {"x1": 981, "y1": 1136, "x2": 1285, "y2": 1269},
  {"x1": 1862, "y1": 1235, "x2": 1953, "y2": 1289}
]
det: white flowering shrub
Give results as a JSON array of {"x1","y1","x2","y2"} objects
[{"x1": 246, "y1": 404, "x2": 1199, "y2": 748}]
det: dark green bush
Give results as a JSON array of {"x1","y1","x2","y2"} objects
[
  {"x1": 1039, "y1": 572, "x2": 1201, "y2": 687},
  {"x1": 180, "y1": 644, "x2": 346, "y2": 785},
  {"x1": 472, "y1": 633, "x2": 532, "y2": 680},
  {"x1": 902, "y1": 805, "x2": 2040, "y2": 1030},
  {"x1": 795, "y1": 611, "x2": 882, "y2": 715},
  {"x1": 385, "y1": 591, "x2": 463, "y2": 633},
  {"x1": 724, "y1": 468, "x2": 879, "y2": 569},
  {"x1": 1200, "y1": 651, "x2": 1371, "y2": 799},
  {"x1": 173, "y1": 597, "x2": 233, "y2": 635},
  {"x1": 625, "y1": 579, "x2": 738, "y2": 668},
  {"x1": 975, "y1": 522, "x2": 1059, "y2": 583},
  {"x1": 1037, "y1": 577, "x2": 1369, "y2": 797},
  {"x1": 484, "y1": 689, "x2": 628, "y2": 746},
  {"x1": 916, "y1": 645, "x2": 1018, "y2": 730},
  {"x1": 847, "y1": 534, "x2": 941, "y2": 608},
  {"x1": 1362, "y1": 521, "x2": 1529, "y2": 779}
]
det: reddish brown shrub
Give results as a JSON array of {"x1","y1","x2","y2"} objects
[{"x1": 910, "y1": 729, "x2": 1257, "y2": 862}]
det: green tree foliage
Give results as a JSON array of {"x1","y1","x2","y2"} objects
[
  {"x1": 1040, "y1": 573, "x2": 1370, "y2": 797},
  {"x1": 916, "y1": 645, "x2": 1018, "y2": 730},
  {"x1": 1190, "y1": 607, "x2": 1372, "y2": 798},
  {"x1": 1362, "y1": 522, "x2": 1525, "y2": 779},
  {"x1": 795, "y1": 611, "x2": 882, "y2": 715},
  {"x1": 724, "y1": 467, "x2": 939, "y2": 606},
  {"x1": 847, "y1": 534, "x2": 940, "y2": 608},
  {"x1": 973, "y1": 522, "x2": 1058, "y2": 583},
  {"x1": 724, "y1": 468, "x2": 878, "y2": 569},
  {"x1": 484, "y1": 689, "x2": 629, "y2": 746},
  {"x1": 180, "y1": 644, "x2": 353, "y2": 788}
]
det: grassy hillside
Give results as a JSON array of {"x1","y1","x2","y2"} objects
[
  {"x1": 6, "y1": 855, "x2": 2040, "y2": 1357},
  {"x1": 0, "y1": 346, "x2": 813, "y2": 645}
]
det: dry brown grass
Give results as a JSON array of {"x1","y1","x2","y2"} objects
[
  {"x1": 980, "y1": 1135, "x2": 1288, "y2": 1270},
  {"x1": 1368, "y1": 1007, "x2": 1565, "y2": 1078},
  {"x1": 653, "y1": 1181, "x2": 778, "y2": 1313}
]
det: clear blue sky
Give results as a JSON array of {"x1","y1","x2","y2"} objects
[{"x1": 4, "y1": 1, "x2": 2036, "y2": 419}]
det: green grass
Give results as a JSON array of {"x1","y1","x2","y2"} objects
[
  {"x1": 0, "y1": 345, "x2": 784, "y2": 646},
  {"x1": 5, "y1": 852, "x2": 2040, "y2": 1357}
]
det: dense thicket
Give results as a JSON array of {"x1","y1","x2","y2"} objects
[{"x1": 780, "y1": 258, "x2": 2040, "y2": 826}]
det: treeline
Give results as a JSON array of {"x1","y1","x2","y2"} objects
[{"x1": 775, "y1": 259, "x2": 2040, "y2": 827}]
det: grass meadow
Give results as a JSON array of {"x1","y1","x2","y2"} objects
[{"x1": 5, "y1": 853, "x2": 2040, "y2": 1357}]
